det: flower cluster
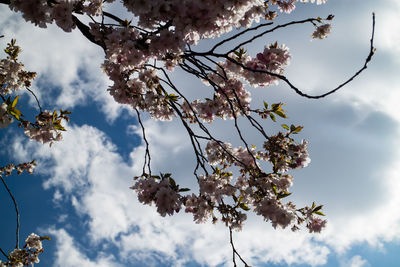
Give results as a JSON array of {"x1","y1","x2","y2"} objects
[
  {"x1": 0, "y1": 39, "x2": 36, "y2": 95},
  {"x1": 130, "y1": 173, "x2": 184, "y2": 217},
  {"x1": 264, "y1": 131, "x2": 311, "y2": 172},
  {"x1": 23, "y1": 109, "x2": 70, "y2": 145},
  {"x1": 311, "y1": 23, "x2": 332, "y2": 39},
  {"x1": 0, "y1": 40, "x2": 70, "y2": 144},
  {"x1": 0, "y1": 102, "x2": 13, "y2": 128},
  {"x1": 0, "y1": 233, "x2": 49, "y2": 267},
  {"x1": 131, "y1": 124, "x2": 325, "y2": 233},
  {"x1": 0, "y1": 160, "x2": 36, "y2": 177}
]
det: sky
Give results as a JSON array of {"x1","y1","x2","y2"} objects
[{"x1": 1, "y1": 0, "x2": 400, "y2": 266}]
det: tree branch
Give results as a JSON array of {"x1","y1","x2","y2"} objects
[
  {"x1": 72, "y1": 15, "x2": 106, "y2": 50},
  {"x1": 0, "y1": 247, "x2": 8, "y2": 259},
  {"x1": 229, "y1": 226, "x2": 250, "y2": 267},
  {"x1": 135, "y1": 108, "x2": 152, "y2": 176},
  {"x1": 0, "y1": 175, "x2": 20, "y2": 249}
]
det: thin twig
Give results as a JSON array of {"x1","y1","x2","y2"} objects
[
  {"x1": 0, "y1": 175, "x2": 20, "y2": 249},
  {"x1": 0, "y1": 247, "x2": 8, "y2": 259},
  {"x1": 229, "y1": 226, "x2": 250, "y2": 267},
  {"x1": 135, "y1": 108, "x2": 151, "y2": 175},
  {"x1": 25, "y1": 87, "x2": 42, "y2": 112},
  {"x1": 210, "y1": 22, "x2": 274, "y2": 52}
]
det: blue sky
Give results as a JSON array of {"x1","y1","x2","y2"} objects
[{"x1": 1, "y1": 0, "x2": 400, "y2": 266}]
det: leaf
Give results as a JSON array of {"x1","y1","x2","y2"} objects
[
  {"x1": 269, "y1": 113, "x2": 276, "y2": 122},
  {"x1": 292, "y1": 126, "x2": 303, "y2": 134},
  {"x1": 239, "y1": 203, "x2": 250, "y2": 211},
  {"x1": 313, "y1": 211, "x2": 325, "y2": 216},
  {"x1": 281, "y1": 124, "x2": 289, "y2": 130},
  {"x1": 271, "y1": 103, "x2": 279, "y2": 110},
  {"x1": 311, "y1": 201, "x2": 316, "y2": 209},
  {"x1": 54, "y1": 124, "x2": 66, "y2": 131},
  {"x1": 313, "y1": 205, "x2": 323, "y2": 212},
  {"x1": 263, "y1": 101, "x2": 268, "y2": 109},
  {"x1": 271, "y1": 184, "x2": 278, "y2": 195},
  {"x1": 10, "y1": 108, "x2": 22, "y2": 120},
  {"x1": 277, "y1": 192, "x2": 292, "y2": 199},
  {"x1": 11, "y1": 95, "x2": 19, "y2": 108},
  {"x1": 169, "y1": 177, "x2": 177, "y2": 188},
  {"x1": 178, "y1": 188, "x2": 190, "y2": 192},
  {"x1": 274, "y1": 110, "x2": 286, "y2": 118}
]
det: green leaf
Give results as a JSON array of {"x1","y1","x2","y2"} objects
[
  {"x1": 263, "y1": 101, "x2": 268, "y2": 109},
  {"x1": 313, "y1": 211, "x2": 325, "y2": 216},
  {"x1": 239, "y1": 203, "x2": 250, "y2": 211},
  {"x1": 11, "y1": 95, "x2": 19, "y2": 108},
  {"x1": 281, "y1": 124, "x2": 289, "y2": 130},
  {"x1": 271, "y1": 103, "x2": 279, "y2": 110},
  {"x1": 274, "y1": 110, "x2": 286, "y2": 118},
  {"x1": 10, "y1": 108, "x2": 22, "y2": 120},
  {"x1": 269, "y1": 113, "x2": 276, "y2": 122},
  {"x1": 292, "y1": 126, "x2": 303, "y2": 134},
  {"x1": 311, "y1": 202, "x2": 316, "y2": 209},
  {"x1": 271, "y1": 184, "x2": 278, "y2": 195},
  {"x1": 313, "y1": 205, "x2": 323, "y2": 212},
  {"x1": 54, "y1": 124, "x2": 66, "y2": 131}
]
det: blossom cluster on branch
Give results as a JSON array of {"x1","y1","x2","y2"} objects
[
  {"x1": 0, "y1": 39, "x2": 70, "y2": 144},
  {"x1": 0, "y1": 39, "x2": 68, "y2": 266},
  {"x1": 0, "y1": 233, "x2": 49, "y2": 267}
]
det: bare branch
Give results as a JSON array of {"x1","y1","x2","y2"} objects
[
  {"x1": 229, "y1": 227, "x2": 250, "y2": 267},
  {"x1": 135, "y1": 108, "x2": 152, "y2": 176},
  {"x1": 72, "y1": 15, "x2": 106, "y2": 50},
  {"x1": 0, "y1": 175, "x2": 20, "y2": 249},
  {"x1": 0, "y1": 247, "x2": 8, "y2": 259},
  {"x1": 25, "y1": 87, "x2": 42, "y2": 112}
]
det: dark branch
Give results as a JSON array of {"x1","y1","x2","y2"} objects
[
  {"x1": 0, "y1": 175, "x2": 20, "y2": 249},
  {"x1": 0, "y1": 0, "x2": 10, "y2": 5},
  {"x1": 25, "y1": 87, "x2": 42, "y2": 112},
  {"x1": 135, "y1": 108, "x2": 152, "y2": 176},
  {"x1": 72, "y1": 15, "x2": 106, "y2": 50},
  {"x1": 210, "y1": 21, "x2": 273, "y2": 53},
  {"x1": 103, "y1": 11, "x2": 124, "y2": 24},
  {"x1": 229, "y1": 227, "x2": 250, "y2": 267},
  {"x1": 0, "y1": 247, "x2": 8, "y2": 259}
]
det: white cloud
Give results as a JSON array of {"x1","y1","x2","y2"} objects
[
  {"x1": 47, "y1": 228, "x2": 122, "y2": 267},
  {"x1": 340, "y1": 255, "x2": 369, "y2": 267}
]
